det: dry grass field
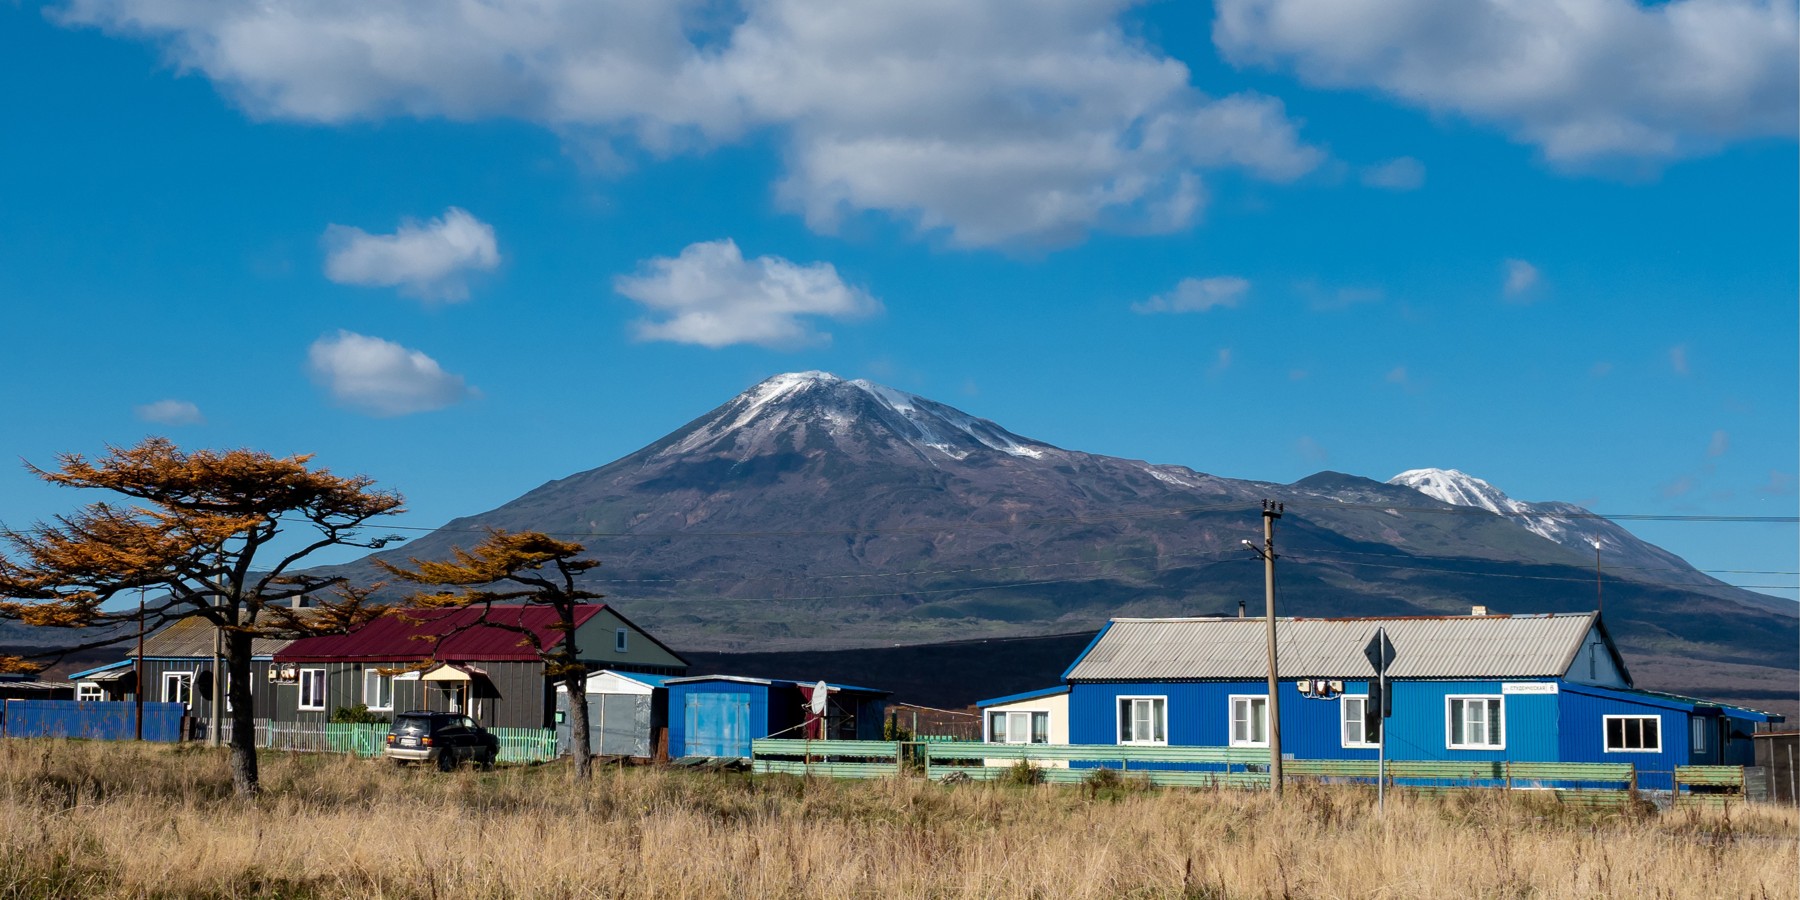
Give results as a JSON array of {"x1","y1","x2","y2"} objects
[{"x1": 0, "y1": 740, "x2": 1795, "y2": 899}]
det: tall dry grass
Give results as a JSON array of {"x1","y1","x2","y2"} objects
[{"x1": 0, "y1": 739, "x2": 1794, "y2": 899}]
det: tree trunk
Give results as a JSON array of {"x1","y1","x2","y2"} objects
[
  {"x1": 564, "y1": 664, "x2": 592, "y2": 780},
  {"x1": 559, "y1": 604, "x2": 591, "y2": 780},
  {"x1": 224, "y1": 628, "x2": 260, "y2": 797}
]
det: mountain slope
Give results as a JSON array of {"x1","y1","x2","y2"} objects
[{"x1": 335, "y1": 373, "x2": 1794, "y2": 688}]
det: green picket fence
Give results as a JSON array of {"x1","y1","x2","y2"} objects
[{"x1": 256, "y1": 720, "x2": 556, "y2": 763}]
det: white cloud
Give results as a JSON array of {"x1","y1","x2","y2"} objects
[
  {"x1": 1210, "y1": 347, "x2": 1234, "y2": 374},
  {"x1": 57, "y1": 0, "x2": 1326, "y2": 248},
  {"x1": 322, "y1": 207, "x2": 500, "y2": 301},
  {"x1": 1707, "y1": 429, "x2": 1729, "y2": 458},
  {"x1": 1133, "y1": 276, "x2": 1251, "y2": 314},
  {"x1": 134, "y1": 399, "x2": 203, "y2": 426},
  {"x1": 1385, "y1": 365, "x2": 1409, "y2": 385},
  {"x1": 1670, "y1": 343, "x2": 1691, "y2": 375},
  {"x1": 1503, "y1": 258, "x2": 1540, "y2": 299},
  {"x1": 615, "y1": 239, "x2": 880, "y2": 349},
  {"x1": 306, "y1": 331, "x2": 473, "y2": 417},
  {"x1": 1360, "y1": 156, "x2": 1425, "y2": 190},
  {"x1": 1213, "y1": 0, "x2": 1797, "y2": 166}
]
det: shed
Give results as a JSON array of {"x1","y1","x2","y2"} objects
[
  {"x1": 555, "y1": 670, "x2": 675, "y2": 759},
  {"x1": 665, "y1": 676, "x2": 890, "y2": 759},
  {"x1": 0, "y1": 675, "x2": 74, "y2": 702}
]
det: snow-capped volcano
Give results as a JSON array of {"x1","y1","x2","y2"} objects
[
  {"x1": 661, "y1": 371, "x2": 1058, "y2": 462},
  {"x1": 1387, "y1": 467, "x2": 1691, "y2": 573}
]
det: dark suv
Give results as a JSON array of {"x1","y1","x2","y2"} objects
[{"x1": 384, "y1": 711, "x2": 500, "y2": 770}]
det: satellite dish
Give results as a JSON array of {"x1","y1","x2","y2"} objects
[{"x1": 810, "y1": 681, "x2": 829, "y2": 717}]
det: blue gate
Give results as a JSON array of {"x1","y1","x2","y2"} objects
[{"x1": 684, "y1": 692, "x2": 751, "y2": 758}]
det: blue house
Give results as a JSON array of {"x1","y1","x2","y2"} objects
[
  {"x1": 1061, "y1": 612, "x2": 1780, "y2": 789},
  {"x1": 665, "y1": 675, "x2": 890, "y2": 759}
]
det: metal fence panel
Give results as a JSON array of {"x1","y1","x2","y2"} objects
[{"x1": 1, "y1": 700, "x2": 185, "y2": 742}]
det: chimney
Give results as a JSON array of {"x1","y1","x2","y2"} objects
[
  {"x1": 1470, "y1": 605, "x2": 1488, "y2": 616},
  {"x1": 1238, "y1": 600, "x2": 1246, "y2": 618}
]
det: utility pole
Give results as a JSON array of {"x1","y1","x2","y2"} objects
[
  {"x1": 1242, "y1": 500, "x2": 1285, "y2": 798},
  {"x1": 134, "y1": 589, "x2": 145, "y2": 742}
]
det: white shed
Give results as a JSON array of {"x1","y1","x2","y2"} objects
[
  {"x1": 555, "y1": 670, "x2": 673, "y2": 759},
  {"x1": 978, "y1": 685, "x2": 1070, "y2": 767}
]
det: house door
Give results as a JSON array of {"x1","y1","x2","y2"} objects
[
  {"x1": 434, "y1": 682, "x2": 468, "y2": 715},
  {"x1": 684, "y1": 692, "x2": 751, "y2": 758}
]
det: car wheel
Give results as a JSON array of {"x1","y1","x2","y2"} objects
[
  {"x1": 476, "y1": 751, "x2": 496, "y2": 771},
  {"x1": 436, "y1": 750, "x2": 458, "y2": 772}
]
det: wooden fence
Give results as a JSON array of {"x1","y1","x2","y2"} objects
[{"x1": 749, "y1": 739, "x2": 1673, "y2": 803}]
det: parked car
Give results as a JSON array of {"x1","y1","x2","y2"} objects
[{"x1": 384, "y1": 711, "x2": 500, "y2": 770}]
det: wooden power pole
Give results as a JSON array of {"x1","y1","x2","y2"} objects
[{"x1": 1260, "y1": 500, "x2": 1284, "y2": 797}]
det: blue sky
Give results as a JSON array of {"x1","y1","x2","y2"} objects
[{"x1": 1, "y1": 0, "x2": 1795, "y2": 597}]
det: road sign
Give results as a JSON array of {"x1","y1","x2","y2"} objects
[{"x1": 1363, "y1": 629, "x2": 1397, "y2": 674}]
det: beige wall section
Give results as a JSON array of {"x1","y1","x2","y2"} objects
[
  {"x1": 981, "y1": 693, "x2": 1070, "y2": 767},
  {"x1": 573, "y1": 608, "x2": 686, "y2": 669}
]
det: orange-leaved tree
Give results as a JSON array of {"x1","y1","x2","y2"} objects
[
  {"x1": 0, "y1": 438, "x2": 403, "y2": 796},
  {"x1": 377, "y1": 529, "x2": 606, "y2": 779}
]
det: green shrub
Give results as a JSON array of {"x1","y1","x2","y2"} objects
[
  {"x1": 329, "y1": 704, "x2": 390, "y2": 724},
  {"x1": 1000, "y1": 760, "x2": 1043, "y2": 787}
]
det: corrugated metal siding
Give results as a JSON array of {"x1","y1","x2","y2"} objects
[
  {"x1": 1558, "y1": 688, "x2": 1688, "y2": 790},
  {"x1": 1072, "y1": 679, "x2": 1565, "y2": 764},
  {"x1": 1067, "y1": 615, "x2": 1599, "y2": 681},
  {"x1": 267, "y1": 660, "x2": 548, "y2": 729},
  {"x1": 1, "y1": 700, "x2": 185, "y2": 741},
  {"x1": 668, "y1": 681, "x2": 769, "y2": 758},
  {"x1": 1384, "y1": 681, "x2": 1559, "y2": 762}
]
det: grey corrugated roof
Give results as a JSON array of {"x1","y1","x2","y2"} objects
[
  {"x1": 1065, "y1": 613, "x2": 1605, "y2": 682},
  {"x1": 140, "y1": 615, "x2": 295, "y2": 659}
]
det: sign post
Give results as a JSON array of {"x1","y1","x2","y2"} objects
[{"x1": 1363, "y1": 628, "x2": 1397, "y2": 814}]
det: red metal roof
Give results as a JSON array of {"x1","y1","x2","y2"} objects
[{"x1": 275, "y1": 605, "x2": 606, "y2": 663}]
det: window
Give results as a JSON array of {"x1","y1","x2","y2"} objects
[
  {"x1": 1446, "y1": 696, "x2": 1504, "y2": 749},
  {"x1": 162, "y1": 671, "x2": 193, "y2": 706},
  {"x1": 76, "y1": 682, "x2": 103, "y2": 702},
  {"x1": 615, "y1": 628, "x2": 629, "y2": 653},
  {"x1": 298, "y1": 668, "x2": 327, "y2": 711},
  {"x1": 1342, "y1": 695, "x2": 1379, "y2": 748},
  {"x1": 1117, "y1": 696, "x2": 1167, "y2": 745},
  {"x1": 1230, "y1": 695, "x2": 1269, "y2": 747},
  {"x1": 364, "y1": 670, "x2": 394, "y2": 711},
  {"x1": 1604, "y1": 715, "x2": 1661, "y2": 752},
  {"x1": 1691, "y1": 717, "x2": 1707, "y2": 754},
  {"x1": 988, "y1": 710, "x2": 1051, "y2": 744}
]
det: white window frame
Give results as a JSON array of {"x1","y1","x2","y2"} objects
[
  {"x1": 297, "y1": 668, "x2": 327, "y2": 711},
  {"x1": 162, "y1": 671, "x2": 194, "y2": 706},
  {"x1": 1603, "y1": 715, "x2": 1662, "y2": 753},
  {"x1": 1116, "y1": 695, "x2": 1168, "y2": 746},
  {"x1": 364, "y1": 669, "x2": 394, "y2": 711},
  {"x1": 615, "y1": 628, "x2": 629, "y2": 653},
  {"x1": 1445, "y1": 695, "x2": 1505, "y2": 750},
  {"x1": 987, "y1": 710, "x2": 1050, "y2": 744},
  {"x1": 1341, "y1": 695, "x2": 1379, "y2": 748},
  {"x1": 76, "y1": 682, "x2": 103, "y2": 702},
  {"x1": 1229, "y1": 694, "x2": 1270, "y2": 748}
]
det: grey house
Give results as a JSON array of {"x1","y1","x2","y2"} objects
[{"x1": 272, "y1": 604, "x2": 688, "y2": 729}]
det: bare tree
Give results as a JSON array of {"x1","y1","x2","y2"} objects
[{"x1": 0, "y1": 438, "x2": 403, "y2": 796}]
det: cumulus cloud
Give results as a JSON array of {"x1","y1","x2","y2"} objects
[
  {"x1": 1670, "y1": 343, "x2": 1691, "y2": 375},
  {"x1": 615, "y1": 239, "x2": 880, "y2": 349},
  {"x1": 1133, "y1": 276, "x2": 1251, "y2": 314},
  {"x1": 306, "y1": 331, "x2": 473, "y2": 417},
  {"x1": 1707, "y1": 429, "x2": 1729, "y2": 458},
  {"x1": 323, "y1": 207, "x2": 500, "y2": 301},
  {"x1": 134, "y1": 399, "x2": 203, "y2": 425},
  {"x1": 1503, "y1": 258, "x2": 1540, "y2": 299},
  {"x1": 1360, "y1": 156, "x2": 1425, "y2": 190},
  {"x1": 1212, "y1": 0, "x2": 1797, "y2": 166},
  {"x1": 57, "y1": 0, "x2": 1325, "y2": 248}
]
